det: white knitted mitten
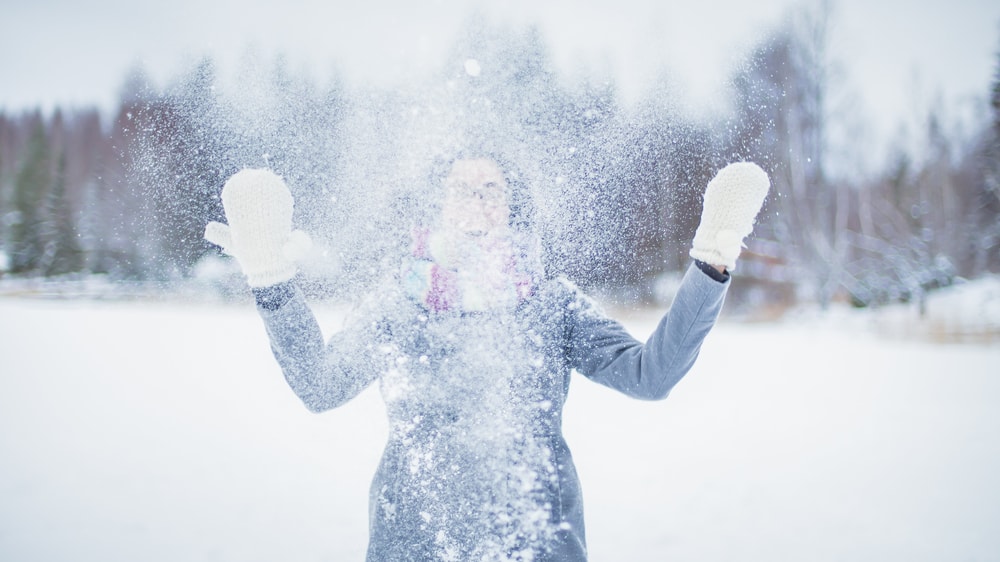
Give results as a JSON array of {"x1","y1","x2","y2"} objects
[
  {"x1": 689, "y1": 162, "x2": 770, "y2": 270},
  {"x1": 204, "y1": 169, "x2": 311, "y2": 288}
]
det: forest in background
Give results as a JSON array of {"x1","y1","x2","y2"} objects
[{"x1": 1, "y1": 9, "x2": 998, "y2": 310}]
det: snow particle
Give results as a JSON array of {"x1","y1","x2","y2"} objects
[{"x1": 464, "y1": 58, "x2": 482, "y2": 77}]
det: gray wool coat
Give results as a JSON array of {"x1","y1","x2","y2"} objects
[{"x1": 256, "y1": 262, "x2": 729, "y2": 561}]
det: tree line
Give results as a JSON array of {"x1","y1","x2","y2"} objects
[{"x1": 1, "y1": 12, "x2": 997, "y2": 308}]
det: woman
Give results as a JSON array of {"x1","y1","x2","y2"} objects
[{"x1": 204, "y1": 156, "x2": 769, "y2": 561}]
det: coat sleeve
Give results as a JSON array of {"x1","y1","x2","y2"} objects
[
  {"x1": 256, "y1": 283, "x2": 385, "y2": 413},
  {"x1": 565, "y1": 262, "x2": 729, "y2": 400}
]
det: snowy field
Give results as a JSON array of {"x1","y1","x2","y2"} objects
[{"x1": 1, "y1": 280, "x2": 999, "y2": 562}]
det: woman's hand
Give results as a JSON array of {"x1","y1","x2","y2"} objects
[
  {"x1": 689, "y1": 162, "x2": 770, "y2": 271},
  {"x1": 204, "y1": 169, "x2": 311, "y2": 288}
]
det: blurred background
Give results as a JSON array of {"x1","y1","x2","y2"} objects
[
  {"x1": 1, "y1": 0, "x2": 999, "y2": 313},
  {"x1": 2, "y1": 3, "x2": 1000, "y2": 561}
]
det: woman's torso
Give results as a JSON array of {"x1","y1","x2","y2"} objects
[{"x1": 365, "y1": 280, "x2": 588, "y2": 561}]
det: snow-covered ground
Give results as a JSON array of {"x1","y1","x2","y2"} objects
[{"x1": 1, "y1": 278, "x2": 998, "y2": 561}]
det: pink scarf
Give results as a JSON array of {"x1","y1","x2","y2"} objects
[{"x1": 402, "y1": 227, "x2": 534, "y2": 313}]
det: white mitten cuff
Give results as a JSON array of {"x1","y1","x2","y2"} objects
[{"x1": 689, "y1": 162, "x2": 770, "y2": 270}]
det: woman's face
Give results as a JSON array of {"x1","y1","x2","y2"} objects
[{"x1": 440, "y1": 158, "x2": 511, "y2": 236}]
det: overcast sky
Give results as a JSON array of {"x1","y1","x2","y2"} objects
[{"x1": 1, "y1": 0, "x2": 998, "y2": 166}]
